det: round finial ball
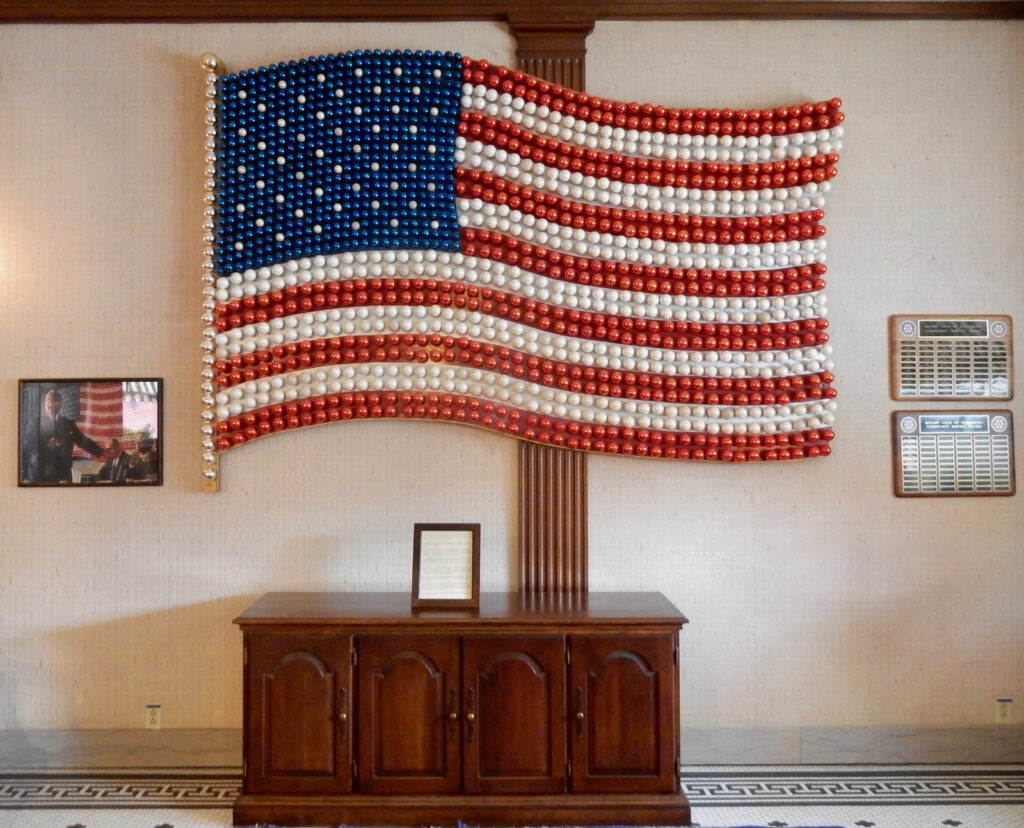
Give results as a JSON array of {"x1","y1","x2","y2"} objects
[{"x1": 201, "y1": 53, "x2": 221, "y2": 72}]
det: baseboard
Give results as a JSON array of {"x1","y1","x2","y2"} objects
[
  {"x1": 681, "y1": 725, "x2": 1024, "y2": 764},
  {"x1": 0, "y1": 729, "x2": 241, "y2": 769},
  {"x1": 1, "y1": 725, "x2": 1021, "y2": 769}
]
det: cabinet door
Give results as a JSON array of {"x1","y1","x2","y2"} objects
[
  {"x1": 462, "y1": 635, "x2": 567, "y2": 793},
  {"x1": 569, "y1": 634, "x2": 679, "y2": 793},
  {"x1": 357, "y1": 635, "x2": 461, "y2": 794},
  {"x1": 244, "y1": 633, "x2": 353, "y2": 794}
]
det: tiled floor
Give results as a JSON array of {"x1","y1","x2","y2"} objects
[
  {"x1": 0, "y1": 808, "x2": 1022, "y2": 828},
  {"x1": 694, "y1": 804, "x2": 1023, "y2": 827},
  {"x1": 0, "y1": 765, "x2": 1020, "y2": 827},
  {"x1": 685, "y1": 764, "x2": 1024, "y2": 826}
]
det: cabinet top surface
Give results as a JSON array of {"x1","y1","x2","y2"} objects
[{"x1": 234, "y1": 591, "x2": 686, "y2": 627}]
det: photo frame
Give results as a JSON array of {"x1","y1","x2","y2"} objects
[
  {"x1": 412, "y1": 523, "x2": 480, "y2": 609},
  {"x1": 18, "y1": 379, "x2": 163, "y2": 487}
]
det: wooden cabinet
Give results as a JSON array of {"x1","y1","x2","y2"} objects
[
  {"x1": 234, "y1": 592, "x2": 690, "y2": 826},
  {"x1": 355, "y1": 633, "x2": 567, "y2": 795},
  {"x1": 357, "y1": 635, "x2": 460, "y2": 794},
  {"x1": 462, "y1": 634, "x2": 566, "y2": 794},
  {"x1": 570, "y1": 634, "x2": 679, "y2": 793},
  {"x1": 243, "y1": 633, "x2": 353, "y2": 795}
]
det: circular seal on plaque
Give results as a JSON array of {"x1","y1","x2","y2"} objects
[
  {"x1": 990, "y1": 320, "x2": 1008, "y2": 337},
  {"x1": 899, "y1": 320, "x2": 917, "y2": 337},
  {"x1": 899, "y1": 416, "x2": 918, "y2": 434},
  {"x1": 991, "y1": 415, "x2": 1009, "y2": 433}
]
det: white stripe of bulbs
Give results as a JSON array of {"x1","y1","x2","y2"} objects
[
  {"x1": 213, "y1": 252, "x2": 828, "y2": 326},
  {"x1": 212, "y1": 302, "x2": 834, "y2": 377},
  {"x1": 212, "y1": 305, "x2": 834, "y2": 387},
  {"x1": 455, "y1": 196, "x2": 826, "y2": 271},
  {"x1": 213, "y1": 361, "x2": 837, "y2": 436},
  {"x1": 210, "y1": 284, "x2": 836, "y2": 433},
  {"x1": 460, "y1": 83, "x2": 844, "y2": 164},
  {"x1": 457, "y1": 137, "x2": 831, "y2": 219}
]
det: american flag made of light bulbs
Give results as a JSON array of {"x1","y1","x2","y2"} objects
[{"x1": 201, "y1": 49, "x2": 843, "y2": 482}]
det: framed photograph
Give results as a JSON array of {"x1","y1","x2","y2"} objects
[
  {"x1": 18, "y1": 379, "x2": 163, "y2": 487},
  {"x1": 412, "y1": 523, "x2": 480, "y2": 609}
]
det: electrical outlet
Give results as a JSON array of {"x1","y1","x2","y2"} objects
[
  {"x1": 996, "y1": 698, "x2": 1013, "y2": 724},
  {"x1": 145, "y1": 704, "x2": 162, "y2": 730}
]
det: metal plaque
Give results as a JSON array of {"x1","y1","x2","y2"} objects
[
  {"x1": 893, "y1": 410, "x2": 1015, "y2": 497},
  {"x1": 889, "y1": 315, "x2": 1013, "y2": 401}
]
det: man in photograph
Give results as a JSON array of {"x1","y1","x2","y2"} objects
[
  {"x1": 98, "y1": 438, "x2": 133, "y2": 483},
  {"x1": 35, "y1": 387, "x2": 108, "y2": 484},
  {"x1": 128, "y1": 437, "x2": 160, "y2": 483}
]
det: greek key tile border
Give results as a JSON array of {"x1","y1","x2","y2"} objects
[
  {"x1": 1, "y1": 765, "x2": 1022, "y2": 809},
  {"x1": 682, "y1": 765, "x2": 1024, "y2": 806},
  {"x1": 0, "y1": 768, "x2": 239, "y2": 809}
]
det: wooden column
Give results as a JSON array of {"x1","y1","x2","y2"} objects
[
  {"x1": 518, "y1": 442, "x2": 589, "y2": 595},
  {"x1": 509, "y1": 17, "x2": 594, "y2": 92},
  {"x1": 511, "y1": 17, "x2": 594, "y2": 596}
]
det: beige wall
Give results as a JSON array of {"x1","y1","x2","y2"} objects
[{"x1": 0, "y1": 19, "x2": 1020, "y2": 737}]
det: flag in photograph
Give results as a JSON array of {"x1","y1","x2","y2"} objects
[
  {"x1": 203, "y1": 49, "x2": 843, "y2": 465},
  {"x1": 75, "y1": 382, "x2": 124, "y2": 456}
]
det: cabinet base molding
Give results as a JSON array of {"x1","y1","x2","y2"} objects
[{"x1": 233, "y1": 791, "x2": 692, "y2": 826}]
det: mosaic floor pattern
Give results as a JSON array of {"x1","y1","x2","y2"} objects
[{"x1": 0, "y1": 765, "x2": 1020, "y2": 827}]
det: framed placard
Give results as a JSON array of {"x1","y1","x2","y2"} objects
[
  {"x1": 892, "y1": 410, "x2": 1015, "y2": 497},
  {"x1": 890, "y1": 314, "x2": 1013, "y2": 401},
  {"x1": 412, "y1": 523, "x2": 480, "y2": 609},
  {"x1": 18, "y1": 379, "x2": 163, "y2": 487}
]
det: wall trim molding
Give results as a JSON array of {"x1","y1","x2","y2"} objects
[
  {"x1": 3, "y1": 1, "x2": 1023, "y2": 23},
  {"x1": 2, "y1": 726, "x2": 1021, "y2": 769},
  {"x1": 0, "y1": 729, "x2": 242, "y2": 770},
  {"x1": 682, "y1": 725, "x2": 1024, "y2": 764}
]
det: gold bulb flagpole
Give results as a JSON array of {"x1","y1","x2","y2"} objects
[{"x1": 200, "y1": 53, "x2": 224, "y2": 492}]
